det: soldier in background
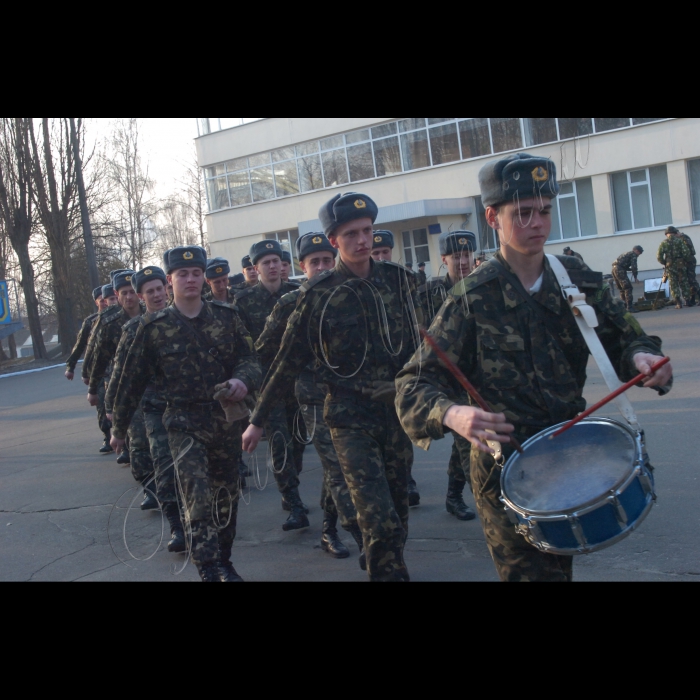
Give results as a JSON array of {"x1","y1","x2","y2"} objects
[
  {"x1": 563, "y1": 246, "x2": 584, "y2": 262},
  {"x1": 612, "y1": 246, "x2": 644, "y2": 312},
  {"x1": 371, "y1": 230, "x2": 394, "y2": 262},
  {"x1": 241, "y1": 255, "x2": 259, "y2": 287},
  {"x1": 65, "y1": 286, "x2": 105, "y2": 381},
  {"x1": 658, "y1": 230, "x2": 693, "y2": 309},
  {"x1": 229, "y1": 273, "x2": 246, "y2": 291},
  {"x1": 111, "y1": 246, "x2": 261, "y2": 583},
  {"x1": 417, "y1": 262, "x2": 427, "y2": 287},
  {"x1": 280, "y1": 250, "x2": 296, "y2": 284},
  {"x1": 668, "y1": 227, "x2": 699, "y2": 306},
  {"x1": 204, "y1": 257, "x2": 237, "y2": 304}
]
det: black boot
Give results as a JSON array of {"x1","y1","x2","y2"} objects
[
  {"x1": 348, "y1": 524, "x2": 366, "y2": 571},
  {"x1": 282, "y1": 488, "x2": 310, "y2": 532},
  {"x1": 219, "y1": 543, "x2": 244, "y2": 582},
  {"x1": 140, "y1": 481, "x2": 159, "y2": 512},
  {"x1": 239, "y1": 457, "x2": 251, "y2": 478},
  {"x1": 163, "y1": 503, "x2": 186, "y2": 554},
  {"x1": 321, "y1": 513, "x2": 350, "y2": 559},
  {"x1": 446, "y1": 478, "x2": 476, "y2": 521},
  {"x1": 117, "y1": 449, "x2": 131, "y2": 465},
  {"x1": 99, "y1": 438, "x2": 114, "y2": 455},
  {"x1": 282, "y1": 494, "x2": 309, "y2": 514},
  {"x1": 197, "y1": 562, "x2": 223, "y2": 583},
  {"x1": 408, "y1": 479, "x2": 421, "y2": 507}
]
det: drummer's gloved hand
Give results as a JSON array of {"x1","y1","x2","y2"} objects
[{"x1": 443, "y1": 405, "x2": 514, "y2": 455}]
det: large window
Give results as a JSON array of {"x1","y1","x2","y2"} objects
[
  {"x1": 612, "y1": 166, "x2": 673, "y2": 232},
  {"x1": 689, "y1": 159, "x2": 700, "y2": 222},
  {"x1": 549, "y1": 178, "x2": 598, "y2": 241},
  {"x1": 203, "y1": 118, "x2": 673, "y2": 212},
  {"x1": 402, "y1": 228, "x2": 432, "y2": 276}
]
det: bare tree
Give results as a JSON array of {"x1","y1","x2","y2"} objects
[{"x1": 0, "y1": 118, "x2": 47, "y2": 360}]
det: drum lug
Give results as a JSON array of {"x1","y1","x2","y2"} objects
[
  {"x1": 568, "y1": 516, "x2": 588, "y2": 549},
  {"x1": 608, "y1": 494, "x2": 628, "y2": 526},
  {"x1": 637, "y1": 468, "x2": 655, "y2": 497}
]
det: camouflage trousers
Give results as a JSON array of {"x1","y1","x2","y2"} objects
[
  {"x1": 686, "y1": 262, "x2": 699, "y2": 299},
  {"x1": 285, "y1": 397, "x2": 306, "y2": 475},
  {"x1": 448, "y1": 434, "x2": 472, "y2": 491},
  {"x1": 144, "y1": 411, "x2": 176, "y2": 506},
  {"x1": 265, "y1": 402, "x2": 301, "y2": 497},
  {"x1": 299, "y1": 401, "x2": 358, "y2": 530},
  {"x1": 97, "y1": 380, "x2": 111, "y2": 439},
  {"x1": 326, "y1": 396, "x2": 411, "y2": 582},
  {"x1": 612, "y1": 267, "x2": 634, "y2": 307},
  {"x1": 667, "y1": 267, "x2": 691, "y2": 304},
  {"x1": 471, "y1": 441, "x2": 573, "y2": 582},
  {"x1": 167, "y1": 413, "x2": 241, "y2": 568},
  {"x1": 127, "y1": 406, "x2": 155, "y2": 485}
]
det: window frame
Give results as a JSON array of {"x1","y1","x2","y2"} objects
[{"x1": 611, "y1": 166, "x2": 672, "y2": 233}]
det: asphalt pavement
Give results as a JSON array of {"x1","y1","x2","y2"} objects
[{"x1": 0, "y1": 305, "x2": 698, "y2": 582}]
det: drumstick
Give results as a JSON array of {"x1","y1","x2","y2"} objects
[
  {"x1": 551, "y1": 356, "x2": 671, "y2": 439},
  {"x1": 419, "y1": 329, "x2": 524, "y2": 454}
]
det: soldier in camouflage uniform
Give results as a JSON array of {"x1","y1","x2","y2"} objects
[
  {"x1": 111, "y1": 246, "x2": 261, "y2": 583},
  {"x1": 241, "y1": 255, "x2": 259, "y2": 287},
  {"x1": 666, "y1": 227, "x2": 699, "y2": 306},
  {"x1": 244, "y1": 192, "x2": 423, "y2": 582},
  {"x1": 204, "y1": 257, "x2": 238, "y2": 304},
  {"x1": 612, "y1": 247, "x2": 643, "y2": 312},
  {"x1": 418, "y1": 231, "x2": 478, "y2": 523},
  {"x1": 658, "y1": 230, "x2": 693, "y2": 309},
  {"x1": 235, "y1": 239, "x2": 309, "y2": 532},
  {"x1": 255, "y1": 232, "x2": 361, "y2": 561},
  {"x1": 396, "y1": 153, "x2": 673, "y2": 583}
]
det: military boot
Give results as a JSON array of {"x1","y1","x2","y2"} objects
[
  {"x1": 282, "y1": 488, "x2": 310, "y2": 532},
  {"x1": 197, "y1": 562, "x2": 223, "y2": 583},
  {"x1": 117, "y1": 449, "x2": 131, "y2": 465},
  {"x1": 282, "y1": 494, "x2": 309, "y2": 514},
  {"x1": 140, "y1": 481, "x2": 159, "y2": 512},
  {"x1": 320, "y1": 513, "x2": 350, "y2": 559},
  {"x1": 219, "y1": 543, "x2": 244, "y2": 582},
  {"x1": 348, "y1": 524, "x2": 366, "y2": 571},
  {"x1": 408, "y1": 479, "x2": 421, "y2": 507},
  {"x1": 99, "y1": 438, "x2": 114, "y2": 455},
  {"x1": 446, "y1": 477, "x2": 476, "y2": 521},
  {"x1": 163, "y1": 502, "x2": 186, "y2": 554}
]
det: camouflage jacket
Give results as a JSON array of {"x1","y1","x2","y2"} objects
[
  {"x1": 111, "y1": 301, "x2": 261, "y2": 441},
  {"x1": 250, "y1": 258, "x2": 423, "y2": 428},
  {"x1": 82, "y1": 305, "x2": 121, "y2": 382},
  {"x1": 418, "y1": 274, "x2": 457, "y2": 325},
  {"x1": 396, "y1": 252, "x2": 668, "y2": 451},
  {"x1": 614, "y1": 251, "x2": 639, "y2": 276},
  {"x1": 235, "y1": 281, "x2": 301, "y2": 344},
  {"x1": 66, "y1": 312, "x2": 99, "y2": 373},
  {"x1": 658, "y1": 237, "x2": 692, "y2": 268},
  {"x1": 679, "y1": 233, "x2": 696, "y2": 259},
  {"x1": 204, "y1": 288, "x2": 238, "y2": 304},
  {"x1": 88, "y1": 305, "x2": 145, "y2": 394}
]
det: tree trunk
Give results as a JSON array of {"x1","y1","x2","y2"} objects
[{"x1": 16, "y1": 245, "x2": 47, "y2": 359}]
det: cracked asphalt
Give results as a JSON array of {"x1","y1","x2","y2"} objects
[{"x1": 1, "y1": 305, "x2": 699, "y2": 582}]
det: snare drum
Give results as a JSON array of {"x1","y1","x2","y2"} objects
[{"x1": 500, "y1": 418, "x2": 655, "y2": 556}]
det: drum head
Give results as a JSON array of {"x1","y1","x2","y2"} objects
[{"x1": 502, "y1": 420, "x2": 637, "y2": 515}]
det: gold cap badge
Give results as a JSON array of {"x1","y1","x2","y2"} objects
[
  {"x1": 532, "y1": 166, "x2": 549, "y2": 183},
  {"x1": 125, "y1": 276, "x2": 132, "y2": 282},
  {"x1": 354, "y1": 199, "x2": 367, "y2": 210},
  {"x1": 183, "y1": 252, "x2": 194, "y2": 260},
  {"x1": 144, "y1": 269, "x2": 153, "y2": 276},
  {"x1": 459, "y1": 238, "x2": 467, "y2": 246},
  {"x1": 216, "y1": 267, "x2": 223, "y2": 274},
  {"x1": 312, "y1": 236, "x2": 323, "y2": 244},
  {"x1": 374, "y1": 236, "x2": 383, "y2": 244},
  {"x1": 266, "y1": 243, "x2": 273, "y2": 249}
]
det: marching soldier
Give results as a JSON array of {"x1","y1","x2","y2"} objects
[
  {"x1": 417, "y1": 262, "x2": 427, "y2": 287},
  {"x1": 66, "y1": 286, "x2": 105, "y2": 381},
  {"x1": 254, "y1": 232, "x2": 361, "y2": 561},
  {"x1": 667, "y1": 226, "x2": 699, "y2": 306},
  {"x1": 111, "y1": 246, "x2": 261, "y2": 583},
  {"x1": 235, "y1": 240, "x2": 309, "y2": 531},
  {"x1": 229, "y1": 273, "x2": 246, "y2": 291},
  {"x1": 204, "y1": 257, "x2": 237, "y2": 304},
  {"x1": 658, "y1": 229, "x2": 693, "y2": 309},
  {"x1": 243, "y1": 192, "x2": 423, "y2": 582},
  {"x1": 612, "y1": 246, "x2": 644, "y2": 312},
  {"x1": 371, "y1": 230, "x2": 394, "y2": 262},
  {"x1": 396, "y1": 153, "x2": 673, "y2": 583}
]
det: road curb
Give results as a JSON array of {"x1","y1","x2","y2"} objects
[{"x1": 0, "y1": 360, "x2": 81, "y2": 380}]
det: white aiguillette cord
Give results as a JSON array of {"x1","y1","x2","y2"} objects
[{"x1": 546, "y1": 255, "x2": 640, "y2": 431}]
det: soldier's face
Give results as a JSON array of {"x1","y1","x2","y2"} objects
[
  {"x1": 117, "y1": 286, "x2": 139, "y2": 312},
  {"x1": 139, "y1": 280, "x2": 167, "y2": 313},
  {"x1": 105, "y1": 295, "x2": 118, "y2": 307},
  {"x1": 244, "y1": 266, "x2": 259, "y2": 283},
  {"x1": 488, "y1": 197, "x2": 553, "y2": 256},
  {"x1": 168, "y1": 267, "x2": 204, "y2": 301},
  {"x1": 207, "y1": 275, "x2": 229, "y2": 298},
  {"x1": 300, "y1": 252, "x2": 336, "y2": 279},
  {"x1": 256, "y1": 255, "x2": 281, "y2": 283},
  {"x1": 330, "y1": 217, "x2": 374, "y2": 265},
  {"x1": 442, "y1": 251, "x2": 474, "y2": 281},
  {"x1": 96, "y1": 296, "x2": 106, "y2": 311},
  {"x1": 371, "y1": 247, "x2": 393, "y2": 262},
  {"x1": 280, "y1": 261, "x2": 291, "y2": 281}
]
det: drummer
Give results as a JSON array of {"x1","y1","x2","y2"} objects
[{"x1": 395, "y1": 153, "x2": 674, "y2": 583}]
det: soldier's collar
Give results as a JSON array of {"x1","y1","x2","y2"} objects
[{"x1": 494, "y1": 253, "x2": 562, "y2": 315}]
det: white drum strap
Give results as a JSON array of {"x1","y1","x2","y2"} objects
[{"x1": 546, "y1": 255, "x2": 640, "y2": 430}]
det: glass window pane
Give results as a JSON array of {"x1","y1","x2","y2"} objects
[
  {"x1": 632, "y1": 118, "x2": 666, "y2": 125},
  {"x1": 250, "y1": 166, "x2": 275, "y2": 202},
  {"x1": 490, "y1": 118, "x2": 523, "y2": 152},
  {"x1": 347, "y1": 143, "x2": 375, "y2": 182},
  {"x1": 206, "y1": 164, "x2": 226, "y2": 178},
  {"x1": 402, "y1": 231, "x2": 411, "y2": 248},
  {"x1": 558, "y1": 118, "x2": 593, "y2": 139},
  {"x1": 227, "y1": 171, "x2": 252, "y2": 207},
  {"x1": 549, "y1": 200, "x2": 562, "y2": 241},
  {"x1": 249, "y1": 152, "x2": 271, "y2": 168},
  {"x1": 404, "y1": 247, "x2": 414, "y2": 265},
  {"x1": 429, "y1": 123, "x2": 460, "y2": 165},
  {"x1": 273, "y1": 160, "x2": 299, "y2": 197},
  {"x1": 296, "y1": 141, "x2": 319, "y2": 157},
  {"x1": 560, "y1": 182, "x2": 575, "y2": 196},
  {"x1": 271, "y1": 147, "x2": 295, "y2": 163},
  {"x1": 320, "y1": 135, "x2": 344, "y2": 151},
  {"x1": 575, "y1": 178, "x2": 598, "y2": 237},
  {"x1": 459, "y1": 118, "x2": 491, "y2": 159},
  {"x1": 427, "y1": 118, "x2": 455, "y2": 125},
  {"x1": 595, "y1": 118, "x2": 630, "y2": 132},
  {"x1": 630, "y1": 170, "x2": 647, "y2": 184},
  {"x1": 524, "y1": 118, "x2": 558, "y2": 146},
  {"x1": 298, "y1": 154, "x2": 323, "y2": 192},
  {"x1": 225, "y1": 157, "x2": 248, "y2": 172},
  {"x1": 373, "y1": 137, "x2": 402, "y2": 177},
  {"x1": 321, "y1": 149, "x2": 349, "y2": 187},
  {"x1": 649, "y1": 165, "x2": 673, "y2": 226},
  {"x1": 560, "y1": 197, "x2": 580, "y2": 239},
  {"x1": 371, "y1": 123, "x2": 398, "y2": 139},
  {"x1": 631, "y1": 184, "x2": 652, "y2": 229},
  {"x1": 399, "y1": 118, "x2": 426, "y2": 133},
  {"x1": 612, "y1": 172, "x2": 633, "y2": 232},
  {"x1": 415, "y1": 246, "x2": 431, "y2": 264},
  {"x1": 206, "y1": 176, "x2": 230, "y2": 210},
  {"x1": 401, "y1": 131, "x2": 430, "y2": 171},
  {"x1": 414, "y1": 229, "x2": 428, "y2": 246},
  {"x1": 689, "y1": 160, "x2": 700, "y2": 222},
  {"x1": 346, "y1": 129, "x2": 370, "y2": 145}
]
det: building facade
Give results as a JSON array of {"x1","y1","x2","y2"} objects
[{"x1": 195, "y1": 118, "x2": 699, "y2": 281}]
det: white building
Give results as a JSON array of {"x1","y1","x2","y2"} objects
[{"x1": 195, "y1": 118, "x2": 699, "y2": 281}]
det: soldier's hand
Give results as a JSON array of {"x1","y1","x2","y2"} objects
[
  {"x1": 106, "y1": 413, "x2": 113, "y2": 422},
  {"x1": 634, "y1": 353, "x2": 673, "y2": 389},
  {"x1": 221, "y1": 379, "x2": 248, "y2": 403},
  {"x1": 82, "y1": 377, "x2": 89, "y2": 386},
  {"x1": 87, "y1": 393, "x2": 99, "y2": 407},
  {"x1": 443, "y1": 405, "x2": 514, "y2": 455},
  {"x1": 111, "y1": 436, "x2": 126, "y2": 454},
  {"x1": 242, "y1": 424, "x2": 264, "y2": 454},
  {"x1": 65, "y1": 371, "x2": 74, "y2": 381}
]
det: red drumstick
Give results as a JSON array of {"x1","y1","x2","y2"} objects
[
  {"x1": 551, "y1": 356, "x2": 671, "y2": 439},
  {"x1": 420, "y1": 329, "x2": 524, "y2": 454}
]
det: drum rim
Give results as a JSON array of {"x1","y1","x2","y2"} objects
[{"x1": 501, "y1": 417, "x2": 642, "y2": 518}]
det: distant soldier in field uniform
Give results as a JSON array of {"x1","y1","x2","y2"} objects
[
  {"x1": 612, "y1": 246, "x2": 644, "y2": 312},
  {"x1": 241, "y1": 255, "x2": 259, "y2": 287},
  {"x1": 244, "y1": 192, "x2": 423, "y2": 582},
  {"x1": 658, "y1": 229, "x2": 693, "y2": 309},
  {"x1": 371, "y1": 230, "x2": 394, "y2": 263},
  {"x1": 667, "y1": 226, "x2": 699, "y2": 306},
  {"x1": 111, "y1": 246, "x2": 261, "y2": 583},
  {"x1": 254, "y1": 232, "x2": 362, "y2": 561},
  {"x1": 229, "y1": 273, "x2": 246, "y2": 291},
  {"x1": 204, "y1": 257, "x2": 237, "y2": 304},
  {"x1": 417, "y1": 262, "x2": 427, "y2": 287},
  {"x1": 563, "y1": 246, "x2": 584, "y2": 262},
  {"x1": 235, "y1": 240, "x2": 309, "y2": 532},
  {"x1": 396, "y1": 153, "x2": 673, "y2": 583}
]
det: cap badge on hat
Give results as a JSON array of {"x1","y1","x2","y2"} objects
[
  {"x1": 312, "y1": 236, "x2": 322, "y2": 244},
  {"x1": 216, "y1": 267, "x2": 223, "y2": 274},
  {"x1": 144, "y1": 269, "x2": 153, "y2": 276},
  {"x1": 354, "y1": 199, "x2": 367, "y2": 210},
  {"x1": 125, "y1": 275, "x2": 132, "y2": 282},
  {"x1": 183, "y1": 252, "x2": 194, "y2": 260},
  {"x1": 374, "y1": 236, "x2": 383, "y2": 243},
  {"x1": 459, "y1": 238, "x2": 467, "y2": 246},
  {"x1": 266, "y1": 243, "x2": 273, "y2": 249},
  {"x1": 532, "y1": 166, "x2": 549, "y2": 183}
]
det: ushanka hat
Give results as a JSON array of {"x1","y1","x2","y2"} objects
[
  {"x1": 132, "y1": 266, "x2": 167, "y2": 293},
  {"x1": 319, "y1": 192, "x2": 378, "y2": 236},
  {"x1": 296, "y1": 232, "x2": 337, "y2": 260},
  {"x1": 372, "y1": 230, "x2": 394, "y2": 249},
  {"x1": 206, "y1": 257, "x2": 231, "y2": 279},
  {"x1": 479, "y1": 153, "x2": 560, "y2": 208},
  {"x1": 166, "y1": 246, "x2": 207, "y2": 274}
]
